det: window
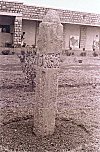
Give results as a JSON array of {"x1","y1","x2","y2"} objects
[{"x1": 0, "y1": 25, "x2": 10, "y2": 33}]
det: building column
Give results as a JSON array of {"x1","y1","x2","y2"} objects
[
  {"x1": 80, "y1": 25, "x2": 87, "y2": 49},
  {"x1": 13, "y1": 16, "x2": 22, "y2": 48}
]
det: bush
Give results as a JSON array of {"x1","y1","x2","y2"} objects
[
  {"x1": 80, "y1": 52, "x2": 86, "y2": 56},
  {"x1": 2, "y1": 50, "x2": 10, "y2": 55},
  {"x1": 11, "y1": 51, "x2": 15, "y2": 55},
  {"x1": 66, "y1": 52, "x2": 71, "y2": 56},
  {"x1": 78, "y1": 60, "x2": 82, "y2": 63},
  {"x1": 18, "y1": 48, "x2": 37, "y2": 91},
  {"x1": 65, "y1": 50, "x2": 74, "y2": 56},
  {"x1": 21, "y1": 50, "x2": 25, "y2": 55},
  {"x1": 93, "y1": 52, "x2": 98, "y2": 57}
]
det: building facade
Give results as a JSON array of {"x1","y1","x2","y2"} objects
[{"x1": 0, "y1": 0, "x2": 100, "y2": 51}]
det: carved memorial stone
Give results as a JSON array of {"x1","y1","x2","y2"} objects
[{"x1": 34, "y1": 9, "x2": 63, "y2": 136}]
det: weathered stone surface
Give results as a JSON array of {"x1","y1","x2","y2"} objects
[
  {"x1": 34, "y1": 10, "x2": 63, "y2": 136},
  {"x1": 43, "y1": 9, "x2": 60, "y2": 23},
  {"x1": 38, "y1": 10, "x2": 63, "y2": 54},
  {"x1": 34, "y1": 69, "x2": 58, "y2": 136},
  {"x1": 38, "y1": 23, "x2": 63, "y2": 54}
]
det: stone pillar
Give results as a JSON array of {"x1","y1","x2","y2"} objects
[
  {"x1": 13, "y1": 16, "x2": 22, "y2": 48},
  {"x1": 80, "y1": 25, "x2": 87, "y2": 49},
  {"x1": 34, "y1": 10, "x2": 63, "y2": 136}
]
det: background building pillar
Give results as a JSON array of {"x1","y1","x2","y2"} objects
[
  {"x1": 13, "y1": 16, "x2": 22, "y2": 48},
  {"x1": 80, "y1": 25, "x2": 87, "y2": 49}
]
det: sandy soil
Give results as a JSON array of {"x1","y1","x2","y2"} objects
[{"x1": 0, "y1": 55, "x2": 100, "y2": 151}]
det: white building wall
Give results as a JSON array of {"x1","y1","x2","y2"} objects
[
  {"x1": 63, "y1": 23, "x2": 80, "y2": 49},
  {"x1": 85, "y1": 26, "x2": 100, "y2": 50},
  {"x1": 22, "y1": 20, "x2": 36, "y2": 46}
]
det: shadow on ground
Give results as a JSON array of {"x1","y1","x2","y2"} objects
[{"x1": 0, "y1": 117, "x2": 94, "y2": 152}]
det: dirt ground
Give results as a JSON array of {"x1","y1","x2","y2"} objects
[
  {"x1": 0, "y1": 55, "x2": 100, "y2": 151},
  {"x1": 0, "y1": 117, "x2": 94, "y2": 152}
]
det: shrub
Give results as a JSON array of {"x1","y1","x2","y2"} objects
[
  {"x1": 65, "y1": 50, "x2": 71, "y2": 56},
  {"x1": 11, "y1": 51, "x2": 15, "y2": 55},
  {"x1": 18, "y1": 47, "x2": 37, "y2": 91},
  {"x1": 72, "y1": 52, "x2": 74, "y2": 55},
  {"x1": 78, "y1": 60, "x2": 82, "y2": 63},
  {"x1": 2, "y1": 49, "x2": 10, "y2": 55},
  {"x1": 21, "y1": 50, "x2": 25, "y2": 55},
  {"x1": 80, "y1": 48, "x2": 86, "y2": 56},
  {"x1": 80, "y1": 52, "x2": 86, "y2": 56},
  {"x1": 65, "y1": 48, "x2": 74, "y2": 56},
  {"x1": 93, "y1": 52, "x2": 98, "y2": 57}
]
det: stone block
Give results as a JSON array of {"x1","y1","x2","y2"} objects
[{"x1": 34, "y1": 10, "x2": 63, "y2": 136}]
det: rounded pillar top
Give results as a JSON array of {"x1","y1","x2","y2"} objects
[{"x1": 43, "y1": 9, "x2": 61, "y2": 24}]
